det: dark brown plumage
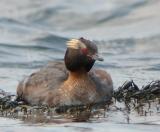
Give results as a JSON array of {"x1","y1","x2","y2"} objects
[{"x1": 17, "y1": 38, "x2": 113, "y2": 107}]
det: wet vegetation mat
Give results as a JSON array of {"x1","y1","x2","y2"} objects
[{"x1": 0, "y1": 80, "x2": 160, "y2": 123}]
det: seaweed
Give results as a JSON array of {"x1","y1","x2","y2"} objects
[{"x1": 0, "y1": 80, "x2": 159, "y2": 122}]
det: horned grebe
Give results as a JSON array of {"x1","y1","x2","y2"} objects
[{"x1": 17, "y1": 37, "x2": 113, "y2": 106}]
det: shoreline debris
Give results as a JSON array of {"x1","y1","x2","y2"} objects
[{"x1": 0, "y1": 80, "x2": 159, "y2": 122}]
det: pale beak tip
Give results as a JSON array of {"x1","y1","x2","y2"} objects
[
  {"x1": 93, "y1": 54, "x2": 104, "y2": 61},
  {"x1": 98, "y1": 57, "x2": 104, "y2": 61}
]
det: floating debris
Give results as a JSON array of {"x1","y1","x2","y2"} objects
[{"x1": 0, "y1": 80, "x2": 159, "y2": 122}]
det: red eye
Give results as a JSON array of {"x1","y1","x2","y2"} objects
[{"x1": 81, "y1": 48, "x2": 88, "y2": 55}]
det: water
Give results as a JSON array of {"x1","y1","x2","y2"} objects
[{"x1": 0, "y1": 0, "x2": 160, "y2": 131}]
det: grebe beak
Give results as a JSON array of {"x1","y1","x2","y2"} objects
[{"x1": 90, "y1": 54, "x2": 104, "y2": 61}]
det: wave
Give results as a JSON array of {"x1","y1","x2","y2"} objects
[
  {"x1": 95, "y1": 35, "x2": 160, "y2": 55},
  {"x1": 33, "y1": 34, "x2": 68, "y2": 44},
  {"x1": 145, "y1": 64, "x2": 160, "y2": 71},
  {"x1": 97, "y1": 1, "x2": 147, "y2": 24},
  {"x1": 0, "y1": 61, "x2": 46, "y2": 69},
  {"x1": 0, "y1": 33, "x2": 68, "y2": 50},
  {"x1": 0, "y1": 18, "x2": 25, "y2": 25}
]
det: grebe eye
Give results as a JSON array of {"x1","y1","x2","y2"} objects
[{"x1": 81, "y1": 48, "x2": 88, "y2": 55}]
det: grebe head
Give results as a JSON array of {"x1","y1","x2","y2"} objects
[{"x1": 64, "y1": 37, "x2": 103, "y2": 72}]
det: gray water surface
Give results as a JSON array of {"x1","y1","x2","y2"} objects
[{"x1": 0, "y1": 0, "x2": 160, "y2": 131}]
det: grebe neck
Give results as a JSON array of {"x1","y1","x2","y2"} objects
[
  {"x1": 61, "y1": 69, "x2": 91, "y2": 91},
  {"x1": 67, "y1": 70, "x2": 89, "y2": 81}
]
